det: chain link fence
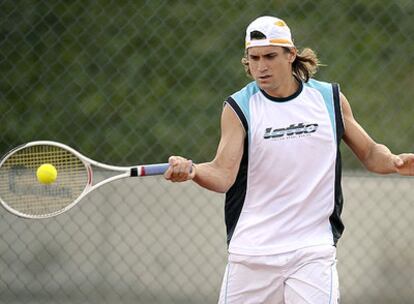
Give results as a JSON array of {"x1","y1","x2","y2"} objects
[{"x1": 1, "y1": 1, "x2": 414, "y2": 303}]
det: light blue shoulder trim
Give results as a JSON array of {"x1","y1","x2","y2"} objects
[
  {"x1": 230, "y1": 81, "x2": 260, "y2": 125},
  {"x1": 305, "y1": 79, "x2": 336, "y2": 141}
]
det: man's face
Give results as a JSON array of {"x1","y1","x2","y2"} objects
[{"x1": 247, "y1": 45, "x2": 296, "y2": 95}]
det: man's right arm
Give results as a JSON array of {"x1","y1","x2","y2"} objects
[{"x1": 164, "y1": 104, "x2": 246, "y2": 193}]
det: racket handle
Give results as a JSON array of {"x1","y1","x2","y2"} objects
[
  {"x1": 141, "y1": 163, "x2": 170, "y2": 176},
  {"x1": 130, "y1": 163, "x2": 169, "y2": 177},
  {"x1": 131, "y1": 161, "x2": 193, "y2": 177}
]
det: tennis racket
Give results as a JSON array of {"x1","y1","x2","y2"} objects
[{"x1": 0, "y1": 141, "x2": 171, "y2": 219}]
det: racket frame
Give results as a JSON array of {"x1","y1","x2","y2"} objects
[{"x1": 0, "y1": 140, "x2": 169, "y2": 219}]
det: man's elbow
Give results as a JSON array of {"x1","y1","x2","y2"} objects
[{"x1": 218, "y1": 172, "x2": 238, "y2": 193}]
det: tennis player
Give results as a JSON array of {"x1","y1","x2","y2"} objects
[{"x1": 164, "y1": 16, "x2": 414, "y2": 303}]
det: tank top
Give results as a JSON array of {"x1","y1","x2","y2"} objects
[{"x1": 224, "y1": 79, "x2": 344, "y2": 255}]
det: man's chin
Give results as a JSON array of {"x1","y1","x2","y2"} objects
[{"x1": 256, "y1": 81, "x2": 272, "y2": 90}]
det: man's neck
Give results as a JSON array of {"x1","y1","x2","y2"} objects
[{"x1": 263, "y1": 76, "x2": 299, "y2": 98}]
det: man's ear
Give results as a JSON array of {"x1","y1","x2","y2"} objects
[{"x1": 288, "y1": 48, "x2": 297, "y2": 63}]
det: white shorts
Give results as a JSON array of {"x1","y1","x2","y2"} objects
[{"x1": 218, "y1": 245, "x2": 339, "y2": 304}]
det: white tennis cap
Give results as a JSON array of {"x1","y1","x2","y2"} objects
[{"x1": 245, "y1": 16, "x2": 294, "y2": 49}]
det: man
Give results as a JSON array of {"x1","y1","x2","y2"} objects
[{"x1": 164, "y1": 16, "x2": 414, "y2": 303}]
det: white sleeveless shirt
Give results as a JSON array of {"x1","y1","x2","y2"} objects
[{"x1": 224, "y1": 79, "x2": 344, "y2": 255}]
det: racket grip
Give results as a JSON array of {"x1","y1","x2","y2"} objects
[
  {"x1": 132, "y1": 161, "x2": 193, "y2": 177},
  {"x1": 136, "y1": 163, "x2": 170, "y2": 176}
]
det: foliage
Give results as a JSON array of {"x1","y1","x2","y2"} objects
[{"x1": 1, "y1": 0, "x2": 413, "y2": 169}]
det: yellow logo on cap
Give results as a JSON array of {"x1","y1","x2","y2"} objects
[{"x1": 274, "y1": 20, "x2": 286, "y2": 27}]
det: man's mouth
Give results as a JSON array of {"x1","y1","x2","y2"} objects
[{"x1": 259, "y1": 75, "x2": 271, "y2": 80}]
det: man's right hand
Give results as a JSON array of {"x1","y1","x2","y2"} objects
[{"x1": 164, "y1": 156, "x2": 195, "y2": 182}]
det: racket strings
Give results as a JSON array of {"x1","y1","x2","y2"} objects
[{"x1": 0, "y1": 145, "x2": 88, "y2": 217}]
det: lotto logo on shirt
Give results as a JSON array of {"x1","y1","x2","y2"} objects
[{"x1": 264, "y1": 122, "x2": 319, "y2": 140}]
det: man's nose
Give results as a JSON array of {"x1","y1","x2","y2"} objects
[{"x1": 258, "y1": 59, "x2": 268, "y2": 71}]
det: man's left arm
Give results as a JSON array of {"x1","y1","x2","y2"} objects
[{"x1": 341, "y1": 92, "x2": 414, "y2": 176}]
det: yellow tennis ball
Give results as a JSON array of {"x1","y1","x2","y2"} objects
[{"x1": 36, "y1": 164, "x2": 58, "y2": 184}]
